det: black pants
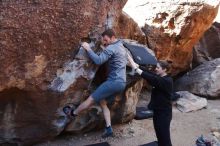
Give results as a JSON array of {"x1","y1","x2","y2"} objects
[{"x1": 153, "y1": 109, "x2": 172, "y2": 146}]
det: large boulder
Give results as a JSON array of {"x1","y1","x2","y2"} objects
[
  {"x1": 174, "y1": 58, "x2": 220, "y2": 99},
  {"x1": 123, "y1": 0, "x2": 220, "y2": 75},
  {"x1": 192, "y1": 22, "x2": 220, "y2": 67},
  {"x1": 0, "y1": 1, "x2": 148, "y2": 145},
  {"x1": 0, "y1": 0, "x2": 129, "y2": 93},
  {"x1": 176, "y1": 91, "x2": 207, "y2": 112}
]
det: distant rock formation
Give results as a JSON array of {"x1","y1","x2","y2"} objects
[
  {"x1": 175, "y1": 58, "x2": 220, "y2": 99},
  {"x1": 193, "y1": 22, "x2": 220, "y2": 67}
]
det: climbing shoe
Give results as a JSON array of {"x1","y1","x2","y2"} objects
[
  {"x1": 101, "y1": 126, "x2": 113, "y2": 138},
  {"x1": 63, "y1": 103, "x2": 77, "y2": 119}
]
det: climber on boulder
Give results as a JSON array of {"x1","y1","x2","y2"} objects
[{"x1": 63, "y1": 29, "x2": 127, "y2": 138}]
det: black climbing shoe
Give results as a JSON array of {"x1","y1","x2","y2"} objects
[
  {"x1": 101, "y1": 126, "x2": 113, "y2": 138},
  {"x1": 63, "y1": 103, "x2": 77, "y2": 118}
]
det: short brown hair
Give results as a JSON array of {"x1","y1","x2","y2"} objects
[
  {"x1": 158, "y1": 60, "x2": 172, "y2": 72},
  {"x1": 101, "y1": 29, "x2": 116, "y2": 38}
]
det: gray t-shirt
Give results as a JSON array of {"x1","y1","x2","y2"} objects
[{"x1": 87, "y1": 40, "x2": 127, "y2": 83}]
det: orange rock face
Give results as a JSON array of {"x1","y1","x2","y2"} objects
[
  {"x1": 123, "y1": 0, "x2": 219, "y2": 75},
  {"x1": 0, "y1": 1, "x2": 134, "y2": 145},
  {"x1": 0, "y1": 0, "x2": 128, "y2": 92}
]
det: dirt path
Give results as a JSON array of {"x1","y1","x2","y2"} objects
[{"x1": 36, "y1": 100, "x2": 220, "y2": 146}]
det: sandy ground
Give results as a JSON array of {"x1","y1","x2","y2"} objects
[{"x1": 36, "y1": 100, "x2": 220, "y2": 146}]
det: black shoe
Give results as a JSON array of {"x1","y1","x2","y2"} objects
[
  {"x1": 63, "y1": 103, "x2": 77, "y2": 119},
  {"x1": 101, "y1": 126, "x2": 113, "y2": 138}
]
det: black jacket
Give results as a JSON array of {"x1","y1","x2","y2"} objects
[{"x1": 141, "y1": 71, "x2": 173, "y2": 110}]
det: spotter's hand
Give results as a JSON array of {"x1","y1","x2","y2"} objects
[{"x1": 127, "y1": 53, "x2": 139, "y2": 69}]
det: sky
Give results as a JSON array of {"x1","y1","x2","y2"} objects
[{"x1": 215, "y1": 8, "x2": 220, "y2": 22}]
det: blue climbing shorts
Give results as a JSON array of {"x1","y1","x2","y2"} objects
[{"x1": 91, "y1": 80, "x2": 126, "y2": 103}]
